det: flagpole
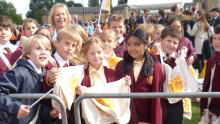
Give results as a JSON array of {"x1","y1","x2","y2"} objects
[{"x1": 98, "y1": 7, "x2": 102, "y2": 26}]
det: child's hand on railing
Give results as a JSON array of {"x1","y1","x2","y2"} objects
[
  {"x1": 76, "y1": 86, "x2": 88, "y2": 95},
  {"x1": 17, "y1": 105, "x2": 30, "y2": 118},
  {"x1": 50, "y1": 108, "x2": 62, "y2": 119}
]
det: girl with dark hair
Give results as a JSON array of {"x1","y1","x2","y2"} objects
[{"x1": 115, "y1": 29, "x2": 165, "y2": 124}]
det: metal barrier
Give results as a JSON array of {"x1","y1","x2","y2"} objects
[
  {"x1": 74, "y1": 92, "x2": 220, "y2": 124},
  {"x1": 10, "y1": 93, "x2": 68, "y2": 124}
]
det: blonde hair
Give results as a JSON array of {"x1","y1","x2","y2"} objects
[
  {"x1": 136, "y1": 24, "x2": 155, "y2": 41},
  {"x1": 71, "y1": 24, "x2": 88, "y2": 42},
  {"x1": 155, "y1": 24, "x2": 164, "y2": 31},
  {"x1": 82, "y1": 37, "x2": 104, "y2": 56},
  {"x1": 22, "y1": 18, "x2": 39, "y2": 31},
  {"x1": 107, "y1": 14, "x2": 124, "y2": 27},
  {"x1": 48, "y1": 3, "x2": 71, "y2": 29},
  {"x1": 56, "y1": 27, "x2": 82, "y2": 46},
  {"x1": 99, "y1": 30, "x2": 117, "y2": 43},
  {"x1": 22, "y1": 35, "x2": 52, "y2": 60}
]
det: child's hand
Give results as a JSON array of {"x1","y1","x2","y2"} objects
[
  {"x1": 47, "y1": 69, "x2": 60, "y2": 85},
  {"x1": 50, "y1": 109, "x2": 62, "y2": 119},
  {"x1": 125, "y1": 75, "x2": 131, "y2": 86},
  {"x1": 69, "y1": 59, "x2": 76, "y2": 66},
  {"x1": 187, "y1": 56, "x2": 194, "y2": 66},
  {"x1": 76, "y1": 86, "x2": 88, "y2": 95},
  {"x1": 153, "y1": 42, "x2": 161, "y2": 54},
  {"x1": 187, "y1": 24, "x2": 190, "y2": 29},
  {"x1": 79, "y1": 61, "x2": 89, "y2": 70},
  {"x1": 17, "y1": 105, "x2": 30, "y2": 118}
]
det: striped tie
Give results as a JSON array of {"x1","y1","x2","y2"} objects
[{"x1": 4, "y1": 47, "x2": 12, "y2": 55}]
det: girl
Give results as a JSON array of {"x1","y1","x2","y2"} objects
[
  {"x1": 48, "y1": 3, "x2": 72, "y2": 41},
  {"x1": 187, "y1": 11, "x2": 209, "y2": 73},
  {"x1": 99, "y1": 30, "x2": 122, "y2": 69},
  {"x1": 16, "y1": 18, "x2": 39, "y2": 47},
  {"x1": 152, "y1": 25, "x2": 165, "y2": 54},
  {"x1": 76, "y1": 37, "x2": 130, "y2": 124},
  {"x1": 71, "y1": 24, "x2": 89, "y2": 65},
  {"x1": 116, "y1": 29, "x2": 165, "y2": 124}
]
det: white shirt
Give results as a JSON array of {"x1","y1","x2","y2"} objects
[
  {"x1": 142, "y1": 16, "x2": 147, "y2": 24},
  {"x1": 54, "y1": 52, "x2": 69, "y2": 67},
  {"x1": 118, "y1": 36, "x2": 124, "y2": 44},
  {"x1": 0, "y1": 42, "x2": 17, "y2": 54},
  {"x1": 28, "y1": 59, "x2": 42, "y2": 74},
  {"x1": 52, "y1": 29, "x2": 57, "y2": 42}
]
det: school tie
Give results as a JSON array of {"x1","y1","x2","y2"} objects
[
  {"x1": 4, "y1": 47, "x2": 12, "y2": 55},
  {"x1": 63, "y1": 63, "x2": 68, "y2": 67}
]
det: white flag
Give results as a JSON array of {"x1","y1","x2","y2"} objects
[
  {"x1": 52, "y1": 65, "x2": 84, "y2": 110},
  {"x1": 101, "y1": 0, "x2": 110, "y2": 11},
  {"x1": 82, "y1": 78, "x2": 130, "y2": 124}
]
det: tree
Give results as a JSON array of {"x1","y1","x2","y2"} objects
[
  {"x1": 66, "y1": 1, "x2": 83, "y2": 7},
  {"x1": 0, "y1": 1, "x2": 23, "y2": 25},
  {"x1": 88, "y1": 0, "x2": 100, "y2": 7},
  {"x1": 118, "y1": 0, "x2": 127, "y2": 5}
]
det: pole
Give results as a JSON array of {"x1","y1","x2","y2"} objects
[
  {"x1": 83, "y1": 0, "x2": 85, "y2": 23},
  {"x1": 98, "y1": 7, "x2": 102, "y2": 26}
]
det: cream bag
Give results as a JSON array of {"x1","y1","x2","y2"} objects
[{"x1": 82, "y1": 78, "x2": 130, "y2": 124}]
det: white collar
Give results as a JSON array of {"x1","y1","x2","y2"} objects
[
  {"x1": 0, "y1": 42, "x2": 16, "y2": 53},
  {"x1": 118, "y1": 36, "x2": 124, "y2": 44},
  {"x1": 54, "y1": 52, "x2": 69, "y2": 67},
  {"x1": 28, "y1": 59, "x2": 42, "y2": 74},
  {"x1": 52, "y1": 29, "x2": 57, "y2": 42},
  {"x1": 143, "y1": 16, "x2": 147, "y2": 24}
]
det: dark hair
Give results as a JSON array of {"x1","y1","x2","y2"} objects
[
  {"x1": 124, "y1": 29, "x2": 157, "y2": 77},
  {"x1": 214, "y1": 24, "x2": 220, "y2": 34},
  {"x1": 167, "y1": 17, "x2": 181, "y2": 26},
  {"x1": 144, "y1": 9, "x2": 150, "y2": 13},
  {"x1": 0, "y1": 15, "x2": 13, "y2": 32},
  {"x1": 158, "y1": 9, "x2": 165, "y2": 18},
  {"x1": 209, "y1": 35, "x2": 213, "y2": 45},
  {"x1": 183, "y1": 9, "x2": 193, "y2": 16},
  {"x1": 171, "y1": 4, "x2": 178, "y2": 12},
  {"x1": 211, "y1": 7, "x2": 220, "y2": 13},
  {"x1": 161, "y1": 26, "x2": 182, "y2": 42}
]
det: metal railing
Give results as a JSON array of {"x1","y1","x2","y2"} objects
[
  {"x1": 74, "y1": 92, "x2": 220, "y2": 124},
  {"x1": 10, "y1": 94, "x2": 68, "y2": 124}
]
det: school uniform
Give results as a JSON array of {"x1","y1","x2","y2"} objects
[
  {"x1": 0, "y1": 59, "x2": 45, "y2": 124},
  {"x1": 116, "y1": 52, "x2": 165, "y2": 124},
  {"x1": 114, "y1": 34, "x2": 127, "y2": 58},
  {"x1": 201, "y1": 52, "x2": 220, "y2": 115},
  {"x1": 71, "y1": 54, "x2": 87, "y2": 65},
  {"x1": 0, "y1": 43, "x2": 22, "y2": 76}
]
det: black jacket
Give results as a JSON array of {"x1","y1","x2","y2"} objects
[
  {"x1": 212, "y1": 16, "x2": 220, "y2": 28},
  {"x1": 0, "y1": 59, "x2": 45, "y2": 124}
]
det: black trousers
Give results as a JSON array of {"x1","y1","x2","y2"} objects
[{"x1": 164, "y1": 104, "x2": 183, "y2": 124}]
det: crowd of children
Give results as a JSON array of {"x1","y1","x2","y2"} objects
[{"x1": 0, "y1": 2, "x2": 220, "y2": 124}]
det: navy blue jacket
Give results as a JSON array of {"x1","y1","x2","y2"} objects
[{"x1": 0, "y1": 59, "x2": 45, "y2": 124}]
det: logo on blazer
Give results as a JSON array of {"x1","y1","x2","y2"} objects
[{"x1": 147, "y1": 75, "x2": 153, "y2": 84}]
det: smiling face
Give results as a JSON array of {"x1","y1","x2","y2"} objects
[
  {"x1": 27, "y1": 41, "x2": 51, "y2": 69},
  {"x1": 102, "y1": 35, "x2": 117, "y2": 55},
  {"x1": 161, "y1": 35, "x2": 179, "y2": 54},
  {"x1": 55, "y1": 38, "x2": 77, "y2": 61},
  {"x1": 127, "y1": 36, "x2": 147, "y2": 61},
  {"x1": 0, "y1": 26, "x2": 12, "y2": 45},
  {"x1": 53, "y1": 8, "x2": 68, "y2": 31},
  {"x1": 24, "y1": 22, "x2": 38, "y2": 38},
  {"x1": 86, "y1": 43, "x2": 104, "y2": 70},
  {"x1": 109, "y1": 21, "x2": 125, "y2": 40},
  {"x1": 213, "y1": 33, "x2": 220, "y2": 52},
  {"x1": 154, "y1": 27, "x2": 164, "y2": 43}
]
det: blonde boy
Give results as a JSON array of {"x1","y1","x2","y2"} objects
[
  {"x1": 0, "y1": 35, "x2": 54, "y2": 123},
  {"x1": 107, "y1": 14, "x2": 127, "y2": 57}
]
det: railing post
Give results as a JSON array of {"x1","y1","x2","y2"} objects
[{"x1": 9, "y1": 94, "x2": 68, "y2": 124}]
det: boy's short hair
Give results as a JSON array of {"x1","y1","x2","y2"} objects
[
  {"x1": 22, "y1": 35, "x2": 52, "y2": 60},
  {"x1": 214, "y1": 24, "x2": 220, "y2": 34},
  {"x1": 71, "y1": 24, "x2": 88, "y2": 42},
  {"x1": 161, "y1": 26, "x2": 182, "y2": 42},
  {"x1": 22, "y1": 18, "x2": 39, "y2": 31},
  {"x1": 211, "y1": 7, "x2": 220, "y2": 13},
  {"x1": 136, "y1": 24, "x2": 155, "y2": 41},
  {"x1": 99, "y1": 30, "x2": 117, "y2": 43},
  {"x1": 56, "y1": 27, "x2": 82, "y2": 46},
  {"x1": 0, "y1": 15, "x2": 13, "y2": 32},
  {"x1": 107, "y1": 14, "x2": 124, "y2": 27}
]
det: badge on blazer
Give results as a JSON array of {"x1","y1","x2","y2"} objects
[{"x1": 147, "y1": 75, "x2": 153, "y2": 84}]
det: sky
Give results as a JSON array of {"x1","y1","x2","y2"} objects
[{"x1": 6, "y1": 0, "x2": 118, "y2": 19}]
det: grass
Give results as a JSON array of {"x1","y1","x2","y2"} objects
[{"x1": 183, "y1": 102, "x2": 201, "y2": 124}]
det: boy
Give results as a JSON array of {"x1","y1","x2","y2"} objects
[
  {"x1": 200, "y1": 25, "x2": 220, "y2": 123},
  {"x1": 41, "y1": 27, "x2": 82, "y2": 124},
  {"x1": 0, "y1": 35, "x2": 58, "y2": 123},
  {"x1": 0, "y1": 15, "x2": 22, "y2": 76},
  {"x1": 107, "y1": 14, "x2": 127, "y2": 58}
]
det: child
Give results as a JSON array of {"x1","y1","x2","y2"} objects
[
  {"x1": 159, "y1": 26, "x2": 184, "y2": 124},
  {"x1": 151, "y1": 25, "x2": 165, "y2": 54},
  {"x1": 99, "y1": 30, "x2": 122, "y2": 69},
  {"x1": 0, "y1": 16, "x2": 22, "y2": 77},
  {"x1": 115, "y1": 29, "x2": 165, "y2": 124},
  {"x1": 107, "y1": 14, "x2": 127, "y2": 58},
  {"x1": 70, "y1": 24, "x2": 88, "y2": 65},
  {"x1": 136, "y1": 23, "x2": 155, "y2": 45},
  {"x1": 41, "y1": 27, "x2": 82, "y2": 124},
  {"x1": 35, "y1": 28, "x2": 52, "y2": 40},
  {"x1": 48, "y1": 3, "x2": 72, "y2": 41},
  {"x1": 17, "y1": 18, "x2": 39, "y2": 47},
  {"x1": 0, "y1": 35, "x2": 56, "y2": 123},
  {"x1": 75, "y1": 37, "x2": 130, "y2": 124},
  {"x1": 200, "y1": 25, "x2": 220, "y2": 123}
]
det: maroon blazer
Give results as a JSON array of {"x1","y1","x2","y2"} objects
[
  {"x1": 114, "y1": 34, "x2": 127, "y2": 58},
  {"x1": 115, "y1": 54, "x2": 165, "y2": 124},
  {"x1": 200, "y1": 52, "x2": 220, "y2": 114},
  {"x1": 0, "y1": 48, "x2": 22, "y2": 77}
]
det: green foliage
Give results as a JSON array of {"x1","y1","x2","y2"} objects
[
  {"x1": 118, "y1": 0, "x2": 127, "y2": 5},
  {"x1": 88, "y1": 0, "x2": 100, "y2": 7},
  {"x1": 66, "y1": 1, "x2": 83, "y2": 7},
  {"x1": 0, "y1": 1, "x2": 23, "y2": 25}
]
